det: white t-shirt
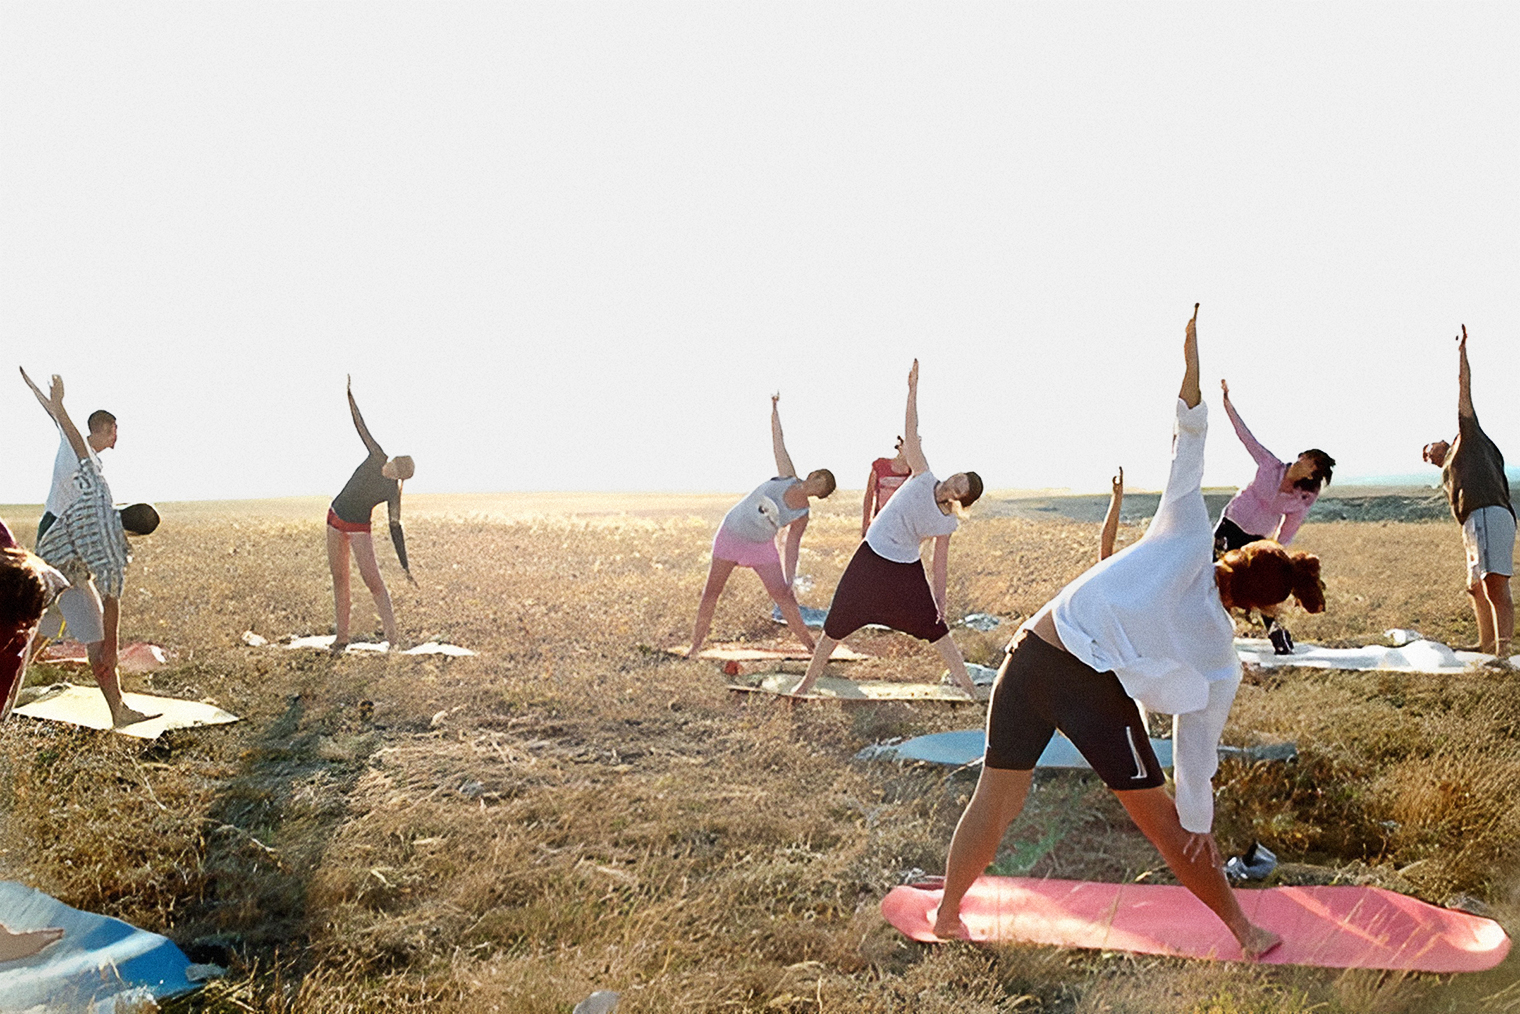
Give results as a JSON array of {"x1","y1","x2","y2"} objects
[
  {"x1": 45, "y1": 434, "x2": 102, "y2": 517},
  {"x1": 720, "y1": 478, "x2": 808, "y2": 543},
  {"x1": 865, "y1": 471, "x2": 959, "y2": 563},
  {"x1": 1039, "y1": 399, "x2": 1242, "y2": 834}
]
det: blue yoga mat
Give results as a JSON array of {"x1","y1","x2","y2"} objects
[
  {"x1": 864, "y1": 729, "x2": 1176, "y2": 770},
  {"x1": 0, "y1": 881, "x2": 197, "y2": 1011}
]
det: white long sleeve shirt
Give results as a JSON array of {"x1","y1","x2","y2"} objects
[{"x1": 1047, "y1": 398, "x2": 1242, "y2": 833}]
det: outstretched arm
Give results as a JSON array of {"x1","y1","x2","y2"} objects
[
  {"x1": 386, "y1": 494, "x2": 415, "y2": 582},
  {"x1": 19, "y1": 369, "x2": 88, "y2": 462},
  {"x1": 930, "y1": 534, "x2": 950, "y2": 620},
  {"x1": 862, "y1": 468, "x2": 877, "y2": 537},
  {"x1": 1180, "y1": 305, "x2": 1200, "y2": 409},
  {"x1": 1457, "y1": 325, "x2": 1475, "y2": 419},
  {"x1": 347, "y1": 376, "x2": 384, "y2": 456},
  {"x1": 770, "y1": 394, "x2": 796, "y2": 478},
  {"x1": 902, "y1": 360, "x2": 930, "y2": 476},
  {"x1": 1219, "y1": 379, "x2": 1274, "y2": 466},
  {"x1": 1100, "y1": 467, "x2": 1123, "y2": 560}
]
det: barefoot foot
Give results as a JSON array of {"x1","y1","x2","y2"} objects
[
  {"x1": 1237, "y1": 923, "x2": 1282, "y2": 960},
  {"x1": 111, "y1": 705, "x2": 160, "y2": 728},
  {"x1": 929, "y1": 905, "x2": 968, "y2": 941}
]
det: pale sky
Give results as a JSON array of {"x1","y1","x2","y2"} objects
[{"x1": 3, "y1": 4, "x2": 1515, "y2": 506}]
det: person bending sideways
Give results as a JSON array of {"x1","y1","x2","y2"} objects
[
  {"x1": 1214, "y1": 379, "x2": 1334, "y2": 655},
  {"x1": 932, "y1": 307, "x2": 1324, "y2": 959},
  {"x1": 1422, "y1": 326, "x2": 1514, "y2": 661},
  {"x1": 862, "y1": 436, "x2": 912, "y2": 538},
  {"x1": 20, "y1": 369, "x2": 160, "y2": 727},
  {"x1": 688, "y1": 394, "x2": 835, "y2": 657},
  {"x1": 0, "y1": 518, "x2": 70, "y2": 959},
  {"x1": 793, "y1": 360, "x2": 983, "y2": 697},
  {"x1": 328, "y1": 376, "x2": 415, "y2": 652}
]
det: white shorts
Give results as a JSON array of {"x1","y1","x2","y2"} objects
[
  {"x1": 54, "y1": 579, "x2": 106, "y2": 645},
  {"x1": 1463, "y1": 505, "x2": 1516, "y2": 586}
]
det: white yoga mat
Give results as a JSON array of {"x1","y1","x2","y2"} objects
[
  {"x1": 251, "y1": 633, "x2": 475, "y2": 657},
  {"x1": 12, "y1": 685, "x2": 239, "y2": 740},
  {"x1": 1236, "y1": 637, "x2": 1520, "y2": 674},
  {"x1": 0, "y1": 881, "x2": 197, "y2": 1012}
]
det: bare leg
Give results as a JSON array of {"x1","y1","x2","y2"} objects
[
  {"x1": 327, "y1": 525, "x2": 352, "y2": 648},
  {"x1": 932, "y1": 767, "x2": 1033, "y2": 938},
  {"x1": 1482, "y1": 573, "x2": 1513, "y2": 658},
  {"x1": 349, "y1": 532, "x2": 397, "y2": 647},
  {"x1": 756, "y1": 559, "x2": 815, "y2": 652},
  {"x1": 932, "y1": 633, "x2": 979, "y2": 696},
  {"x1": 89, "y1": 599, "x2": 156, "y2": 728},
  {"x1": 1468, "y1": 581, "x2": 1497, "y2": 655},
  {"x1": 1116, "y1": 787, "x2": 1280, "y2": 958},
  {"x1": 792, "y1": 634, "x2": 840, "y2": 696},
  {"x1": 0, "y1": 924, "x2": 63, "y2": 962},
  {"x1": 687, "y1": 558, "x2": 737, "y2": 657}
]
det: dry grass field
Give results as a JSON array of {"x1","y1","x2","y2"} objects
[{"x1": 3, "y1": 491, "x2": 1520, "y2": 1013}]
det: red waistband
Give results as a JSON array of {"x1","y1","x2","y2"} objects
[{"x1": 326, "y1": 508, "x2": 372, "y2": 533}]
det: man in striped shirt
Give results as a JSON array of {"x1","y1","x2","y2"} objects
[{"x1": 21, "y1": 368, "x2": 158, "y2": 727}]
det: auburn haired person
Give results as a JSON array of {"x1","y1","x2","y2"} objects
[{"x1": 932, "y1": 306, "x2": 1323, "y2": 960}]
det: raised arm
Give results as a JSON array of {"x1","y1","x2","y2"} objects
[
  {"x1": 19, "y1": 369, "x2": 88, "y2": 462},
  {"x1": 902, "y1": 360, "x2": 930, "y2": 476},
  {"x1": 347, "y1": 376, "x2": 384, "y2": 456},
  {"x1": 1100, "y1": 467, "x2": 1123, "y2": 560},
  {"x1": 1219, "y1": 379, "x2": 1275, "y2": 467},
  {"x1": 1457, "y1": 325, "x2": 1474, "y2": 418},
  {"x1": 770, "y1": 394, "x2": 796, "y2": 478},
  {"x1": 1180, "y1": 305, "x2": 1200, "y2": 409}
]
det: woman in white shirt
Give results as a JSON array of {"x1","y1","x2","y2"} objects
[
  {"x1": 687, "y1": 395, "x2": 836, "y2": 657},
  {"x1": 792, "y1": 360, "x2": 983, "y2": 696},
  {"x1": 931, "y1": 307, "x2": 1323, "y2": 959}
]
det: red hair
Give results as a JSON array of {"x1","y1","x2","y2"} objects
[{"x1": 1215, "y1": 540, "x2": 1324, "y2": 614}]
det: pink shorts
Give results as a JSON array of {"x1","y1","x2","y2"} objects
[{"x1": 712, "y1": 526, "x2": 781, "y2": 571}]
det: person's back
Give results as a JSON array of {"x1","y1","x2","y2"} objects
[{"x1": 1443, "y1": 413, "x2": 1513, "y2": 524}]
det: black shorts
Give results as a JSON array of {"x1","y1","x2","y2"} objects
[
  {"x1": 984, "y1": 629, "x2": 1165, "y2": 791},
  {"x1": 1213, "y1": 516, "x2": 1263, "y2": 557},
  {"x1": 822, "y1": 541, "x2": 950, "y2": 642}
]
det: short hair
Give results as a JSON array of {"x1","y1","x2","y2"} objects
[
  {"x1": 391, "y1": 456, "x2": 416, "y2": 481},
  {"x1": 119, "y1": 503, "x2": 160, "y2": 536},
  {"x1": 1295, "y1": 449, "x2": 1336, "y2": 492},
  {"x1": 0, "y1": 547, "x2": 53, "y2": 632},
  {"x1": 960, "y1": 471, "x2": 984, "y2": 508},
  {"x1": 1216, "y1": 540, "x2": 1325, "y2": 614},
  {"x1": 808, "y1": 468, "x2": 836, "y2": 498},
  {"x1": 87, "y1": 410, "x2": 116, "y2": 435}
]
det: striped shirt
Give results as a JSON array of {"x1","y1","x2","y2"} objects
[{"x1": 36, "y1": 457, "x2": 130, "y2": 598}]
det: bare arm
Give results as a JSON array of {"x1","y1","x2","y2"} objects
[
  {"x1": 347, "y1": 376, "x2": 384, "y2": 456},
  {"x1": 1457, "y1": 325, "x2": 1474, "y2": 418},
  {"x1": 862, "y1": 468, "x2": 877, "y2": 537},
  {"x1": 770, "y1": 393, "x2": 796, "y2": 478},
  {"x1": 19, "y1": 369, "x2": 88, "y2": 462},
  {"x1": 1180, "y1": 305, "x2": 1201, "y2": 409},
  {"x1": 931, "y1": 534, "x2": 950, "y2": 619},
  {"x1": 782, "y1": 513, "x2": 807, "y2": 586},
  {"x1": 902, "y1": 360, "x2": 930, "y2": 475},
  {"x1": 1100, "y1": 467, "x2": 1123, "y2": 560}
]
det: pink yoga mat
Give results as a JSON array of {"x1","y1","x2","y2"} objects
[{"x1": 882, "y1": 876, "x2": 1509, "y2": 972}]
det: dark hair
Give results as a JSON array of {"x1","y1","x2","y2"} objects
[
  {"x1": 1294, "y1": 449, "x2": 1336, "y2": 492},
  {"x1": 1215, "y1": 540, "x2": 1325, "y2": 614},
  {"x1": 959, "y1": 471, "x2": 984, "y2": 508},
  {"x1": 119, "y1": 503, "x2": 160, "y2": 536},
  {"x1": 808, "y1": 469, "x2": 837, "y2": 498},
  {"x1": 0, "y1": 547, "x2": 52, "y2": 631},
  {"x1": 87, "y1": 410, "x2": 116, "y2": 435}
]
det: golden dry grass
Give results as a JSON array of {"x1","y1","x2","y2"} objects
[{"x1": 1, "y1": 492, "x2": 1518, "y2": 1013}]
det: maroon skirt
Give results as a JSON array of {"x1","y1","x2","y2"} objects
[{"x1": 823, "y1": 541, "x2": 949, "y2": 642}]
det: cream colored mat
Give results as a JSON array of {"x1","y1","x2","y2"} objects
[{"x1": 13, "y1": 685, "x2": 239, "y2": 740}]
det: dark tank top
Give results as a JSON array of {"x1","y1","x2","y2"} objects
[{"x1": 331, "y1": 451, "x2": 399, "y2": 524}]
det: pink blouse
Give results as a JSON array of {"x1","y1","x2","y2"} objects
[{"x1": 1218, "y1": 398, "x2": 1317, "y2": 544}]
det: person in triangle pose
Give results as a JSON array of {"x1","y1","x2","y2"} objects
[{"x1": 933, "y1": 307, "x2": 1324, "y2": 958}]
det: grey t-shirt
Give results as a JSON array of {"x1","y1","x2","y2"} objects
[
  {"x1": 1443, "y1": 412, "x2": 1514, "y2": 524},
  {"x1": 720, "y1": 478, "x2": 808, "y2": 543}
]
